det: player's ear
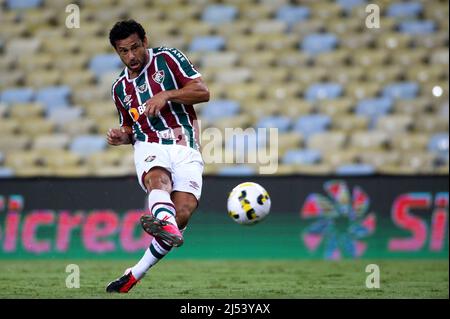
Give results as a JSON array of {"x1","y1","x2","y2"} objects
[{"x1": 143, "y1": 36, "x2": 148, "y2": 48}]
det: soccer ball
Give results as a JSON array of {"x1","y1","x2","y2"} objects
[{"x1": 227, "y1": 182, "x2": 271, "y2": 225}]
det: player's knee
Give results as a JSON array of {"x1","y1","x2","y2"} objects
[{"x1": 144, "y1": 167, "x2": 172, "y2": 192}]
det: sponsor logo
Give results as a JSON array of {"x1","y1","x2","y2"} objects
[
  {"x1": 189, "y1": 181, "x2": 200, "y2": 190},
  {"x1": 145, "y1": 155, "x2": 156, "y2": 162},
  {"x1": 152, "y1": 70, "x2": 165, "y2": 84},
  {"x1": 301, "y1": 180, "x2": 376, "y2": 260}
]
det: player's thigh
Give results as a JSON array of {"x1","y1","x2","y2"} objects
[{"x1": 134, "y1": 141, "x2": 173, "y2": 192}]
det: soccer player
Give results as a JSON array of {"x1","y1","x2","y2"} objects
[{"x1": 105, "y1": 20, "x2": 210, "y2": 293}]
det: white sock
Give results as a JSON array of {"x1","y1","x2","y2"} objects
[
  {"x1": 131, "y1": 237, "x2": 172, "y2": 280},
  {"x1": 148, "y1": 189, "x2": 177, "y2": 227}
]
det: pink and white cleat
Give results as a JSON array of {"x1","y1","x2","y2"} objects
[{"x1": 140, "y1": 214, "x2": 184, "y2": 247}]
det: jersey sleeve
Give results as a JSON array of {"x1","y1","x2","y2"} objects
[
  {"x1": 162, "y1": 48, "x2": 202, "y2": 87},
  {"x1": 111, "y1": 83, "x2": 133, "y2": 128}
]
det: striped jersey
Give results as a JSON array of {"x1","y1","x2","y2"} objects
[{"x1": 111, "y1": 47, "x2": 202, "y2": 150}]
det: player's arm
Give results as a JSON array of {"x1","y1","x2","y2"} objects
[
  {"x1": 144, "y1": 78, "x2": 209, "y2": 117},
  {"x1": 108, "y1": 85, "x2": 135, "y2": 145}
]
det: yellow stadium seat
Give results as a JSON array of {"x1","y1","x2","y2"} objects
[
  {"x1": 95, "y1": 117, "x2": 120, "y2": 135},
  {"x1": 275, "y1": 50, "x2": 310, "y2": 68},
  {"x1": 214, "y1": 67, "x2": 252, "y2": 84},
  {"x1": 406, "y1": 65, "x2": 447, "y2": 84},
  {"x1": 340, "y1": 32, "x2": 374, "y2": 50},
  {"x1": 212, "y1": 114, "x2": 253, "y2": 132},
  {"x1": 308, "y1": 131, "x2": 348, "y2": 152},
  {"x1": 227, "y1": 35, "x2": 265, "y2": 52},
  {"x1": 52, "y1": 166, "x2": 92, "y2": 177},
  {"x1": 0, "y1": 119, "x2": 19, "y2": 135},
  {"x1": 376, "y1": 33, "x2": 412, "y2": 50},
  {"x1": 251, "y1": 20, "x2": 288, "y2": 35},
  {"x1": 413, "y1": 114, "x2": 449, "y2": 133},
  {"x1": 291, "y1": 20, "x2": 326, "y2": 37},
  {"x1": 26, "y1": 70, "x2": 61, "y2": 88},
  {"x1": 8, "y1": 103, "x2": 44, "y2": 119},
  {"x1": 327, "y1": 67, "x2": 366, "y2": 85},
  {"x1": 214, "y1": 21, "x2": 251, "y2": 38},
  {"x1": 279, "y1": 99, "x2": 314, "y2": 118},
  {"x1": 60, "y1": 118, "x2": 97, "y2": 136},
  {"x1": 326, "y1": 17, "x2": 362, "y2": 35},
  {"x1": 14, "y1": 166, "x2": 54, "y2": 177},
  {"x1": 290, "y1": 67, "x2": 327, "y2": 85},
  {"x1": 17, "y1": 54, "x2": 53, "y2": 72},
  {"x1": 358, "y1": 151, "x2": 401, "y2": 169},
  {"x1": 0, "y1": 135, "x2": 31, "y2": 152},
  {"x1": 226, "y1": 83, "x2": 264, "y2": 101},
  {"x1": 41, "y1": 150, "x2": 82, "y2": 168},
  {"x1": 317, "y1": 98, "x2": 355, "y2": 116},
  {"x1": 253, "y1": 67, "x2": 289, "y2": 85},
  {"x1": 376, "y1": 115, "x2": 414, "y2": 133},
  {"x1": 202, "y1": 52, "x2": 239, "y2": 68},
  {"x1": 239, "y1": 51, "x2": 276, "y2": 68},
  {"x1": 239, "y1": 4, "x2": 275, "y2": 21},
  {"x1": 310, "y1": 2, "x2": 343, "y2": 19},
  {"x1": 400, "y1": 152, "x2": 437, "y2": 173},
  {"x1": 294, "y1": 163, "x2": 334, "y2": 175},
  {"x1": 42, "y1": 37, "x2": 79, "y2": 55},
  {"x1": 351, "y1": 50, "x2": 389, "y2": 67},
  {"x1": 32, "y1": 134, "x2": 71, "y2": 151},
  {"x1": 20, "y1": 118, "x2": 56, "y2": 136},
  {"x1": 313, "y1": 50, "x2": 350, "y2": 68},
  {"x1": 332, "y1": 115, "x2": 369, "y2": 132},
  {"x1": 365, "y1": 65, "x2": 403, "y2": 83},
  {"x1": 393, "y1": 97, "x2": 432, "y2": 115},
  {"x1": 345, "y1": 82, "x2": 381, "y2": 99},
  {"x1": 5, "y1": 151, "x2": 42, "y2": 169},
  {"x1": 53, "y1": 53, "x2": 89, "y2": 71},
  {"x1": 277, "y1": 132, "x2": 304, "y2": 156},
  {"x1": 263, "y1": 83, "x2": 302, "y2": 100},
  {"x1": 390, "y1": 133, "x2": 430, "y2": 152},
  {"x1": 350, "y1": 131, "x2": 389, "y2": 150},
  {"x1": 322, "y1": 149, "x2": 359, "y2": 167},
  {"x1": 413, "y1": 31, "x2": 448, "y2": 49},
  {"x1": 90, "y1": 165, "x2": 134, "y2": 177},
  {"x1": 391, "y1": 49, "x2": 429, "y2": 67}
]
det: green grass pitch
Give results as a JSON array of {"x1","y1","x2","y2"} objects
[{"x1": 0, "y1": 259, "x2": 447, "y2": 299}]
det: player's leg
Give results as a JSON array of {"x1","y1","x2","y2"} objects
[{"x1": 171, "y1": 191, "x2": 199, "y2": 230}]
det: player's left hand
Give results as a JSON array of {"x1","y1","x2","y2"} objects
[{"x1": 143, "y1": 92, "x2": 168, "y2": 117}]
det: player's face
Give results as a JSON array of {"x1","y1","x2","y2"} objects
[{"x1": 115, "y1": 33, "x2": 148, "y2": 74}]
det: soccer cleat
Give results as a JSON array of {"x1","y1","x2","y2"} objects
[
  {"x1": 106, "y1": 271, "x2": 139, "y2": 293},
  {"x1": 140, "y1": 214, "x2": 184, "y2": 247}
]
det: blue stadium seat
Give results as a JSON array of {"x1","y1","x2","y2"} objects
[
  {"x1": 337, "y1": 0, "x2": 367, "y2": 12},
  {"x1": 89, "y1": 54, "x2": 122, "y2": 79},
  {"x1": 201, "y1": 99, "x2": 240, "y2": 122},
  {"x1": 0, "y1": 167, "x2": 14, "y2": 178},
  {"x1": 256, "y1": 115, "x2": 292, "y2": 133},
  {"x1": 189, "y1": 36, "x2": 226, "y2": 52},
  {"x1": 35, "y1": 86, "x2": 71, "y2": 110},
  {"x1": 301, "y1": 33, "x2": 339, "y2": 55},
  {"x1": 356, "y1": 97, "x2": 393, "y2": 128},
  {"x1": 305, "y1": 83, "x2": 343, "y2": 101},
  {"x1": 0, "y1": 88, "x2": 34, "y2": 105},
  {"x1": 387, "y1": 2, "x2": 422, "y2": 18},
  {"x1": 282, "y1": 149, "x2": 321, "y2": 165},
  {"x1": 276, "y1": 5, "x2": 310, "y2": 29},
  {"x1": 217, "y1": 165, "x2": 257, "y2": 176},
  {"x1": 47, "y1": 107, "x2": 83, "y2": 124},
  {"x1": 398, "y1": 20, "x2": 436, "y2": 35},
  {"x1": 225, "y1": 129, "x2": 267, "y2": 152},
  {"x1": 70, "y1": 135, "x2": 107, "y2": 157},
  {"x1": 428, "y1": 133, "x2": 449, "y2": 162},
  {"x1": 382, "y1": 82, "x2": 419, "y2": 100},
  {"x1": 335, "y1": 163, "x2": 376, "y2": 175},
  {"x1": 293, "y1": 114, "x2": 331, "y2": 139},
  {"x1": 202, "y1": 4, "x2": 238, "y2": 25},
  {"x1": 6, "y1": 0, "x2": 41, "y2": 9}
]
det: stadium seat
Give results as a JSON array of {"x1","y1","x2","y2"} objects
[
  {"x1": 358, "y1": 151, "x2": 401, "y2": 169},
  {"x1": 293, "y1": 114, "x2": 332, "y2": 139},
  {"x1": 33, "y1": 134, "x2": 71, "y2": 150},
  {"x1": 0, "y1": 135, "x2": 31, "y2": 152},
  {"x1": 256, "y1": 115, "x2": 292, "y2": 133},
  {"x1": 282, "y1": 149, "x2": 321, "y2": 165},
  {"x1": 375, "y1": 115, "x2": 414, "y2": 133},
  {"x1": 387, "y1": 2, "x2": 423, "y2": 18},
  {"x1": 0, "y1": 88, "x2": 34, "y2": 105},
  {"x1": 6, "y1": 0, "x2": 42, "y2": 9},
  {"x1": 350, "y1": 131, "x2": 389, "y2": 150},
  {"x1": 398, "y1": 20, "x2": 436, "y2": 35},
  {"x1": 308, "y1": 131, "x2": 348, "y2": 152},
  {"x1": 428, "y1": 133, "x2": 449, "y2": 162},
  {"x1": 335, "y1": 163, "x2": 376, "y2": 175},
  {"x1": 390, "y1": 133, "x2": 430, "y2": 152},
  {"x1": 69, "y1": 135, "x2": 107, "y2": 157},
  {"x1": 202, "y1": 4, "x2": 238, "y2": 25},
  {"x1": 304, "y1": 83, "x2": 343, "y2": 101},
  {"x1": 336, "y1": 0, "x2": 367, "y2": 13},
  {"x1": 201, "y1": 100, "x2": 240, "y2": 122},
  {"x1": 217, "y1": 165, "x2": 257, "y2": 176},
  {"x1": 301, "y1": 33, "x2": 339, "y2": 55},
  {"x1": 89, "y1": 54, "x2": 122, "y2": 79},
  {"x1": 382, "y1": 82, "x2": 420, "y2": 100},
  {"x1": 356, "y1": 97, "x2": 393, "y2": 127},
  {"x1": 35, "y1": 86, "x2": 71, "y2": 110},
  {"x1": 276, "y1": 5, "x2": 310, "y2": 29},
  {"x1": 189, "y1": 36, "x2": 226, "y2": 52},
  {"x1": 9, "y1": 102, "x2": 44, "y2": 119},
  {"x1": 0, "y1": 167, "x2": 15, "y2": 178},
  {"x1": 20, "y1": 118, "x2": 55, "y2": 136}
]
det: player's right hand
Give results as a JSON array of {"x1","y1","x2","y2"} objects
[{"x1": 107, "y1": 127, "x2": 131, "y2": 145}]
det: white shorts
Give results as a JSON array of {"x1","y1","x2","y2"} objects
[{"x1": 134, "y1": 141, "x2": 204, "y2": 200}]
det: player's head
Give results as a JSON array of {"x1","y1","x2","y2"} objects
[{"x1": 109, "y1": 19, "x2": 149, "y2": 73}]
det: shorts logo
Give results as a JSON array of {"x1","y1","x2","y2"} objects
[
  {"x1": 152, "y1": 70, "x2": 165, "y2": 84},
  {"x1": 137, "y1": 83, "x2": 147, "y2": 94},
  {"x1": 145, "y1": 155, "x2": 156, "y2": 162},
  {"x1": 189, "y1": 181, "x2": 200, "y2": 190}
]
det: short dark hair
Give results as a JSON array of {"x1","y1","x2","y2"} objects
[{"x1": 109, "y1": 19, "x2": 146, "y2": 48}]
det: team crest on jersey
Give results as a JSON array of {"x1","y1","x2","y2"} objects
[
  {"x1": 124, "y1": 94, "x2": 133, "y2": 107},
  {"x1": 152, "y1": 70, "x2": 165, "y2": 84},
  {"x1": 137, "y1": 83, "x2": 147, "y2": 94},
  {"x1": 145, "y1": 155, "x2": 156, "y2": 162}
]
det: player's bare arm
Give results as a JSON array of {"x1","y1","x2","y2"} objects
[
  {"x1": 106, "y1": 126, "x2": 132, "y2": 145},
  {"x1": 143, "y1": 78, "x2": 210, "y2": 117}
]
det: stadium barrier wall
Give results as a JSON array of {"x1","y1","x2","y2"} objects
[{"x1": 0, "y1": 175, "x2": 448, "y2": 260}]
